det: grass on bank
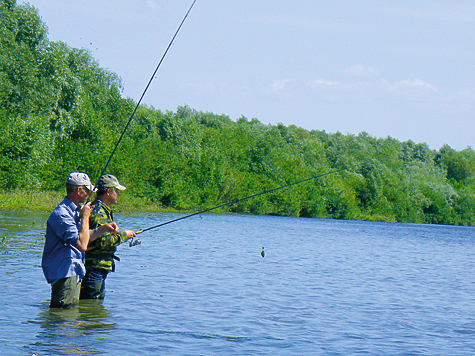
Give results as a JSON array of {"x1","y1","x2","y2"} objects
[{"x1": 0, "y1": 189, "x2": 173, "y2": 213}]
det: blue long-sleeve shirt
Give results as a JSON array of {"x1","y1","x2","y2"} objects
[{"x1": 42, "y1": 197, "x2": 86, "y2": 284}]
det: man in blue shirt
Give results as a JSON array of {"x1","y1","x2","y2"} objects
[{"x1": 42, "y1": 172, "x2": 118, "y2": 308}]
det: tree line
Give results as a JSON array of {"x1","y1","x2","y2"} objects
[{"x1": 1, "y1": 0, "x2": 475, "y2": 225}]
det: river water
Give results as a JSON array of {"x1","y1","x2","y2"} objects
[{"x1": 0, "y1": 210, "x2": 474, "y2": 355}]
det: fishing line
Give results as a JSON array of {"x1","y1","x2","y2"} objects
[
  {"x1": 91, "y1": 0, "x2": 198, "y2": 193},
  {"x1": 132, "y1": 162, "x2": 367, "y2": 240}
]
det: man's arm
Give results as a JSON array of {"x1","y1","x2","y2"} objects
[
  {"x1": 76, "y1": 202, "x2": 91, "y2": 252},
  {"x1": 76, "y1": 203, "x2": 119, "y2": 251},
  {"x1": 90, "y1": 223, "x2": 120, "y2": 243}
]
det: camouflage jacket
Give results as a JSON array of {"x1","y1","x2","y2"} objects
[{"x1": 86, "y1": 199, "x2": 129, "y2": 272}]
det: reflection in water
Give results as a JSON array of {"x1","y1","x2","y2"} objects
[{"x1": 29, "y1": 300, "x2": 115, "y2": 355}]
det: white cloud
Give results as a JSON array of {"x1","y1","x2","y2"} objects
[
  {"x1": 270, "y1": 79, "x2": 295, "y2": 92},
  {"x1": 309, "y1": 79, "x2": 374, "y2": 96},
  {"x1": 394, "y1": 79, "x2": 438, "y2": 91},
  {"x1": 307, "y1": 75, "x2": 438, "y2": 99},
  {"x1": 343, "y1": 65, "x2": 379, "y2": 77},
  {"x1": 310, "y1": 79, "x2": 341, "y2": 87},
  {"x1": 454, "y1": 87, "x2": 475, "y2": 99},
  {"x1": 145, "y1": 0, "x2": 159, "y2": 10}
]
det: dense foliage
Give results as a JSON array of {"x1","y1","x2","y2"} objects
[{"x1": 1, "y1": 0, "x2": 475, "y2": 225}]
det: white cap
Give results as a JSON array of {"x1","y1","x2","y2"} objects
[{"x1": 67, "y1": 172, "x2": 95, "y2": 191}]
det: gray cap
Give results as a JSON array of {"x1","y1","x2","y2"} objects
[
  {"x1": 97, "y1": 174, "x2": 126, "y2": 190},
  {"x1": 67, "y1": 172, "x2": 94, "y2": 191}
]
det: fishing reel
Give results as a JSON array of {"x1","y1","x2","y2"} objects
[{"x1": 129, "y1": 237, "x2": 141, "y2": 247}]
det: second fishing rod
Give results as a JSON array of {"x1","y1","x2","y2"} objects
[
  {"x1": 89, "y1": 0, "x2": 197, "y2": 199},
  {"x1": 128, "y1": 162, "x2": 367, "y2": 246}
]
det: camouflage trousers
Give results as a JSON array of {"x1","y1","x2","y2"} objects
[{"x1": 80, "y1": 268, "x2": 109, "y2": 300}]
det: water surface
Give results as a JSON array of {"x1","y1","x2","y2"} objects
[{"x1": 1, "y1": 210, "x2": 474, "y2": 355}]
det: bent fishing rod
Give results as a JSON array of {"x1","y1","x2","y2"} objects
[
  {"x1": 89, "y1": 0, "x2": 197, "y2": 196},
  {"x1": 134, "y1": 162, "x2": 367, "y2": 236}
]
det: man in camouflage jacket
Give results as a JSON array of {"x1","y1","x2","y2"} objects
[{"x1": 80, "y1": 174, "x2": 136, "y2": 300}]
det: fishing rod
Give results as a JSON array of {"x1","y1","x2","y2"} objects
[
  {"x1": 132, "y1": 163, "x2": 367, "y2": 240},
  {"x1": 90, "y1": 0, "x2": 197, "y2": 194}
]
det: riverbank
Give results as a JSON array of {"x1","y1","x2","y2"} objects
[
  {"x1": 2, "y1": 189, "x2": 470, "y2": 226},
  {"x1": 0, "y1": 189, "x2": 172, "y2": 213}
]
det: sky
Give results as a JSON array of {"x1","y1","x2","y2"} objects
[{"x1": 20, "y1": 0, "x2": 475, "y2": 151}]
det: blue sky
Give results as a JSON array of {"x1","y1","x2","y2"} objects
[{"x1": 21, "y1": 0, "x2": 475, "y2": 150}]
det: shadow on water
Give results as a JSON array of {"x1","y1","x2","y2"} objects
[{"x1": 27, "y1": 300, "x2": 115, "y2": 355}]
